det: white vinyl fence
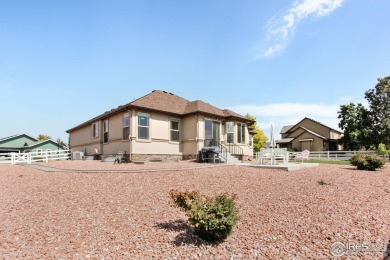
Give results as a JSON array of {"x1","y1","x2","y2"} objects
[
  {"x1": 255, "y1": 150, "x2": 384, "y2": 162},
  {"x1": 0, "y1": 150, "x2": 71, "y2": 165},
  {"x1": 300, "y1": 150, "x2": 377, "y2": 161}
]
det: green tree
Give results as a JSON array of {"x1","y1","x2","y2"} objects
[
  {"x1": 364, "y1": 76, "x2": 390, "y2": 148},
  {"x1": 245, "y1": 114, "x2": 268, "y2": 152},
  {"x1": 56, "y1": 138, "x2": 67, "y2": 147},
  {"x1": 338, "y1": 76, "x2": 390, "y2": 150},
  {"x1": 37, "y1": 134, "x2": 51, "y2": 141},
  {"x1": 337, "y1": 103, "x2": 367, "y2": 150},
  {"x1": 377, "y1": 143, "x2": 389, "y2": 160}
]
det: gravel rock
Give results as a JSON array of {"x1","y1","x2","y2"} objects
[{"x1": 0, "y1": 162, "x2": 389, "y2": 259}]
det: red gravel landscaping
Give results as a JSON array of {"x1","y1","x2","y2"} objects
[{"x1": 0, "y1": 162, "x2": 389, "y2": 259}]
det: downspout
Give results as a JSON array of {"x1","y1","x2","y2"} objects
[
  {"x1": 196, "y1": 114, "x2": 199, "y2": 158},
  {"x1": 128, "y1": 109, "x2": 132, "y2": 162}
]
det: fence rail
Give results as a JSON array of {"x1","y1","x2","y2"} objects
[
  {"x1": 254, "y1": 150, "x2": 386, "y2": 161},
  {"x1": 302, "y1": 150, "x2": 377, "y2": 161},
  {"x1": 0, "y1": 150, "x2": 71, "y2": 165}
]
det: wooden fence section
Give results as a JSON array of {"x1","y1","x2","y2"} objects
[{"x1": 0, "y1": 150, "x2": 71, "y2": 165}]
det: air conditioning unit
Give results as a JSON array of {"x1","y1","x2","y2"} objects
[{"x1": 72, "y1": 151, "x2": 84, "y2": 160}]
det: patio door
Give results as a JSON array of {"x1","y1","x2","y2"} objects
[{"x1": 205, "y1": 120, "x2": 220, "y2": 145}]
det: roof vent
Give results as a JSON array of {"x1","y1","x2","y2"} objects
[
  {"x1": 169, "y1": 92, "x2": 173, "y2": 95},
  {"x1": 152, "y1": 90, "x2": 156, "y2": 92},
  {"x1": 163, "y1": 91, "x2": 167, "y2": 93}
]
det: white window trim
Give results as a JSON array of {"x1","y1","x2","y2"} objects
[
  {"x1": 170, "y1": 118, "x2": 180, "y2": 142},
  {"x1": 249, "y1": 135, "x2": 253, "y2": 147},
  {"x1": 137, "y1": 112, "x2": 150, "y2": 140},
  {"x1": 92, "y1": 122, "x2": 99, "y2": 138},
  {"x1": 103, "y1": 119, "x2": 109, "y2": 143},
  {"x1": 237, "y1": 123, "x2": 246, "y2": 144},
  {"x1": 226, "y1": 122, "x2": 234, "y2": 144},
  {"x1": 122, "y1": 113, "x2": 130, "y2": 140}
]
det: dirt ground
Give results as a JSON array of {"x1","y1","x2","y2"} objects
[{"x1": 0, "y1": 161, "x2": 389, "y2": 259}]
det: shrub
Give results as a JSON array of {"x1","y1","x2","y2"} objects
[
  {"x1": 350, "y1": 154, "x2": 367, "y2": 170},
  {"x1": 365, "y1": 155, "x2": 385, "y2": 171},
  {"x1": 169, "y1": 190, "x2": 239, "y2": 242},
  {"x1": 350, "y1": 154, "x2": 385, "y2": 171}
]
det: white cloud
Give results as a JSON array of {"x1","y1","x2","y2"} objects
[
  {"x1": 260, "y1": 0, "x2": 345, "y2": 58},
  {"x1": 228, "y1": 102, "x2": 341, "y2": 139}
]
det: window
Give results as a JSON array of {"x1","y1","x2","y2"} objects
[
  {"x1": 92, "y1": 122, "x2": 99, "y2": 138},
  {"x1": 226, "y1": 122, "x2": 234, "y2": 143},
  {"x1": 103, "y1": 120, "x2": 109, "y2": 143},
  {"x1": 36, "y1": 149, "x2": 42, "y2": 156},
  {"x1": 237, "y1": 123, "x2": 246, "y2": 144},
  {"x1": 249, "y1": 135, "x2": 253, "y2": 147},
  {"x1": 46, "y1": 149, "x2": 52, "y2": 154},
  {"x1": 170, "y1": 119, "x2": 180, "y2": 142},
  {"x1": 123, "y1": 113, "x2": 130, "y2": 140},
  {"x1": 138, "y1": 113, "x2": 149, "y2": 139}
]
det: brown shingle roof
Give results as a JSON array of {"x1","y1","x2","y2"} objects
[
  {"x1": 280, "y1": 125, "x2": 294, "y2": 134},
  {"x1": 183, "y1": 100, "x2": 225, "y2": 117},
  {"x1": 131, "y1": 90, "x2": 189, "y2": 114},
  {"x1": 67, "y1": 90, "x2": 254, "y2": 132}
]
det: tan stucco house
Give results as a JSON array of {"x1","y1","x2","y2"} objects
[
  {"x1": 66, "y1": 90, "x2": 255, "y2": 162},
  {"x1": 276, "y1": 117, "x2": 342, "y2": 151}
]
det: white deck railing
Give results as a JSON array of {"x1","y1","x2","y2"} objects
[{"x1": 0, "y1": 150, "x2": 71, "y2": 165}]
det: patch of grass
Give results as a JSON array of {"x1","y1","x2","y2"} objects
[{"x1": 304, "y1": 159, "x2": 351, "y2": 165}]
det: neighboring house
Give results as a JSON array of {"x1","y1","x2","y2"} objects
[
  {"x1": 0, "y1": 134, "x2": 67, "y2": 154},
  {"x1": 276, "y1": 118, "x2": 342, "y2": 151},
  {"x1": 66, "y1": 90, "x2": 255, "y2": 161}
]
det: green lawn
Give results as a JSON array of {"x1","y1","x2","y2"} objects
[{"x1": 302, "y1": 159, "x2": 351, "y2": 165}]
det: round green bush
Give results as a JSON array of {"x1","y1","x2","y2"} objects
[
  {"x1": 170, "y1": 190, "x2": 239, "y2": 242},
  {"x1": 350, "y1": 154, "x2": 385, "y2": 171}
]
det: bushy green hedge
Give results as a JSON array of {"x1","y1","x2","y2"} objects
[
  {"x1": 170, "y1": 190, "x2": 239, "y2": 242},
  {"x1": 350, "y1": 154, "x2": 385, "y2": 171}
]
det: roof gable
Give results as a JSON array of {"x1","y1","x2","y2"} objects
[
  {"x1": 27, "y1": 139, "x2": 67, "y2": 149},
  {"x1": 280, "y1": 125, "x2": 294, "y2": 134},
  {"x1": 0, "y1": 134, "x2": 38, "y2": 148},
  {"x1": 288, "y1": 117, "x2": 341, "y2": 134}
]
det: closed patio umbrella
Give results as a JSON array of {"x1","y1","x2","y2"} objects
[{"x1": 269, "y1": 124, "x2": 276, "y2": 149}]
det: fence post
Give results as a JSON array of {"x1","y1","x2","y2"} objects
[
  {"x1": 28, "y1": 153, "x2": 31, "y2": 164},
  {"x1": 327, "y1": 151, "x2": 330, "y2": 160},
  {"x1": 45, "y1": 151, "x2": 48, "y2": 163},
  {"x1": 11, "y1": 152, "x2": 14, "y2": 165}
]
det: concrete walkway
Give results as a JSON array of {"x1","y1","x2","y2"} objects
[{"x1": 23, "y1": 162, "x2": 319, "y2": 173}]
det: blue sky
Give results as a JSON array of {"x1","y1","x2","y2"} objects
[{"x1": 1, "y1": 0, "x2": 389, "y2": 142}]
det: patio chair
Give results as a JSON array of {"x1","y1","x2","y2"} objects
[{"x1": 295, "y1": 150, "x2": 310, "y2": 162}]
